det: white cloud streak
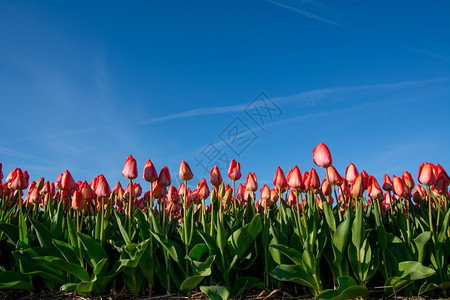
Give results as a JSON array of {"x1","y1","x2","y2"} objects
[{"x1": 266, "y1": 0, "x2": 342, "y2": 27}]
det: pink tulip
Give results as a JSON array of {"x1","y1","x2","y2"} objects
[
  {"x1": 308, "y1": 168, "x2": 320, "y2": 190},
  {"x1": 260, "y1": 184, "x2": 271, "y2": 200},
  {"x1": 383, "y1": 174, "x2": 393, "y2": 191},
  {"x1": 287, "y1": 166, "x2": 304, "y2": 190},
  {"x1": 158, "y1": 167, "x2": 171, "y2": 187},
  {"x1": 72, "y1": 190, "x2": 84, "y2": 211},
  {"x1": 95, "y1": 174, "x2": 111, "y2": 197},
  {"x1": 228, "y1": 159, "x2": 241, "y2": 181},
  {"x1": 350, "y1": 174, "x2": 364, "y2": 197},
  {"x1": 313, "y1": 143, "x2": 332, "y2": 168},
  {"x1": 210, "y1": 165, "x2": 223, "y2": 187},
  {"x1": 402, "y1": 171, "x2": 415, "y2": 190},
  {"x1": 327, "y1": 166, "x2": 342, "y2": 186},
  {"x1": 142, "y1": 159, "x2": 158, "y2": 183},
  {"x1": 168, "y1": 186, "x2": 181, "y2": 204},
  {"x1": 122, "y1": 155, "x2": 138, "y2": 180},
  {"x1": 393, "y1": 175, "x2": 405, "y2": 197},
  {"x1": 62, "y1": 170, "x2": 77, "y2": 191},
  {"x1": 179, "y1": 160, "x2": 193, "y2": 181},
  {"x1": 197, "y1": 178, "x2": 210, "y2": 199},
  {"x1": 368, "y1": 176, "x2": 383, "y2": 199},
  {"x1": 245, "y1": 172, "x2": 258, "y2": 192},
  {"x1": 345, "y1": 163, "x2": 359, "y2": 183},
  {"x1": 273, "y1": 166, "x2": 288, "y2": 189},
  {"x1": 418, "y1": 162, "x2": 436, "y2": 186}
]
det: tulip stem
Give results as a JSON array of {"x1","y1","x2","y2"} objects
[
  {"x1": 295, "y1": 190, "x2": 304, "y2": 241},
  {"x1": 184, "y1": 180, "x2": 189, "y2": 274},
  {"x1": 128, "y1": 179, "x2": 133, "y2": 239},
  {"x1": 278, "y1": 187, "x2": 283, "y2": 232},
  {"x1": 426, "y1": 186, "x2": 434, "y2": 234},
  {"x1": 232, "y1": 180, "x2": 237, "y2": 219},
  {"x1": 100, "y1": 196, "x2": 105, "y2": 246}
]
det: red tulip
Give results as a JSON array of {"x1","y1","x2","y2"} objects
[
  {"x1": 223, "y1": 184, "x2": 233, "y2": 205},
  {"x1": 142, "y1": 159, "x2": 158, "y2": 182},
  {"x1": 80, "y1": 181, "x2": 94, "y2": 201},
  {"x1": 287, "y1": 190, "x2": 297, "y2": 205},
  {"x1": 10, "y1": 168, "x2": 27, "y2": 190},
  {"x1": 237, "y1": 183, "x2": 244, "y2": 200},
  {"x1": 152, "y1": 182, "x2": 167, "y2": 199},
  {"x1": 433, "y1": 176, "x2": 448, "y2": 195},
  {"x1": 41, "y1": 181, "x2": 51, "y2": 194},
  {"x1": 35, "y1": 177, "x2": 44, "y2": 191},
  {"x1": 321, "y1": 179, "x2": 330, "y2": 195},
  {"x1": 302, "y1": 171, "x2": 310, "y2": 190},
  {"x1": 270, "y1": 189, "x2": 279, "y2": 203},
  {"x1": 287, "y1": 166, "x2": 304, "y2": 190},
  {"x1": 308, "y1": 168, "x2": 320, "y2": 190},
  {"x1": 134, "y1": 183, "x2": 142, "y2": 197},
  {"x1": 245, "y1": 172, "x2": 258, "y2": 192},
  {"x1": 402, "y1": 171, "x2": 415, "y2": 190},
  {"x1": 313, "y1": 142, "x2": 332, "y2": 168},
  {"x1": 413, "y1": 184, "x2": 426, "y2": 203},
  {"x1": 383, "y1": 174, "x2": 393, "y2": 191},
  {"x1": 393, "y1": 175, "x2": 405, "y2": 197},
  {"x1": 210, "y1": 165, "x2": 223, "y2": 187},
  {"x1": 158, "y1": 167, "x2": 171, "y2": 187},
  {"x1": 197, "y1": 178, "x2": 210, "y2": 199},
  {"x1": 273, "y1": 166, "x2": 288, "y2": 189},
  {"x1": 436, "y1": 164, "x2": 450, "y2": 184},
  {"x1": 368, "y1": 176, "x2": 383, "y2": 199},
  {"x1": 350, "y1": 174, "x2": 364, "y2": 197},
  {"x1": 168, "y1": 186, "x2": 181, "y2": 204},
  {"x1": 418, "y1": 162, "x2": 436, "y2": 186},
  {"x1": 72, "y1": 190, "x2": 84, "y2": 211},
  {"x1": 345, "y1": 163, "x2": 359, "y2": 183},
  {"x1": 260, "y1": 184, "x2": 271, "y2": 200},
  {"x1": 179, "y1": 160, "x2": 193, "y2": 181},
  {"x1": 228, "y1": 159, "x2": 241, "y2": 181},
  {"x1": 122, "y1": 155, "x2": 138, "y2": 180},
  {"x1": 62, "y1": 170, "x2": 77, "y2": 191},
  {"x1": 327, "y1": 166, "x2": 342, "y2": 186},
  {"x1": 95, "y1": 174, "x2": 111, "y2": 197},
  {"x1": 360, "y1": 170, "x2": 369, "y2": 190},
  {"x1": 28, "y1": 187, "x2": 41, "y2": 205}
]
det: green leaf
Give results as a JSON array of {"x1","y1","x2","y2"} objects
[
  {"x1": 77, "y1": 232, "x2": 108, "y2": 268},
  {"x1": 351, "y1": 203, "x2": 364, "y2": 249},
  {"x1": 412, "y1": 231, "x2": 431, "y2": 263},
  {"x1": 50, "y1": 200, "x2": 64, "y2": 239},
  {"x1": 270, "y1": 264, "x2": 318, "y2": 293},
  {"x1": 316, "y1": 276, "x2": 369, "y2": 300},
  {"x1": 134, "y1": 208, "x2": 150, "y2": 240},
  {"x1": 30, "y1": 219, "x2": 54, "y2": 249},
  {"x1": 322, "y1": 198, "x2": 336, "y2": 234},
  {"x1": 93, "y1": 258, "x2": 108, "y2": 278},
  {"x1": 18, "y1": 209, "x2": 28, "y2": 247},
  {"x1": 419, "y1": 280, "x2": 450, "y2": 295},
  {"x1": 139, "y1": 248, "x2": 154, "y2": 287},
  {"x1": 189, "y1": 243, "x2": 209, "y2": 261},
  {"x1": 385, "y1": 261, "x2": 436, "y2": 294},
  {"x1": 217, "y1": 220, "x2": 226, "y2": 252},
  {"x1": 53, "y1": 239, "x2": 80, "y2": 265},
  {"x1": 200, "y1": 285, "x2": 230, "y2": 300},
  {"x1": 114, "y1": 210, "x2": 131, "y2": 245},
  {"x1": 0, "y1": 271, "x2": 33, "y2": 291},
  {"x1": 60, "y1": 283, "x2": 78, "y2": 291},
  {"x1": 180, "y1": 275, "x2": 205, "y2": 294},
  {"x1": 76, "y1": 281, "x2": 94, "y2": 297},
  {"x1": 269, "y1": 244, "x2": 303, "y2": 265},
  {"x1": 33, "y1": 256, "x2": 90, "y2": 281},
  {"x1": 0, "y1": 223, "x2": 19, "y2": 244},
  {"x1": 332, "y1": 211, "x2": 351, "y2": 265},
  {"x1": 66, "y1": 215, "x2": 78, "y2": 251}
]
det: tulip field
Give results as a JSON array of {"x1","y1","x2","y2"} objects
[{"x1": 0, "y1": 143, "x2": 449, "y2": 299}]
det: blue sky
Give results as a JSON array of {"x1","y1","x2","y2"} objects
[{"x1": 1, "y1": 0, "x2": 449, "y2": 191}]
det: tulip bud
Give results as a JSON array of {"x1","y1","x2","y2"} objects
[
  {"x1": 302, "y1": 171, "x2": 310, "y2": 191},
  {"x1": 168, "y1": 186, "x2": 181, "y2": 204},
  {"x1": 418, "y1": 162, "x2": 436, "y2": 186},
  {"x1": 95, "y1": 174, "x2": 111, "y2": 197},
  {"x1": 62, "y1": 170, "x2": 77, "y2": 191},
  {"x1": 287, "y1": 190, "x2": 297, "y2": 205},
  {"x1": 179, "y1": 160, "x2": 193, "y2": 181},
  {"x1": 383, "y1": 174, "x2": 393, "y2": 191},
  {"x1": 28, "y1": 187, "x2": 41, "y2": 205},
  {"x1": 143, "y1": 159, "x2": 158, "y2": 182},
  {"x1": 345, "y1": 163, "x2": 359, "y2": 183},
  {"x1": 210, "y1": 165, "x2": 223, "y2": 187},
  {"x1": 197, "y1": 178, "x2": 210, "y2": 199},
  {"x1": 436, "y1": 164, "x2": 450, "y2": 184},
  {"x1": 152, "y1": 182, "x2": 167, "y2": 199},
  {"x1": 313, "y1": 142, "x2": 332, "y2": 168},
  {"x1": 237, "y1": 183, "x2": 244, "y2": 200},
  {"x1": 321, "y1": 179, "x2": 330, "y2": 195},
  {"x1": 245, "y1": 172, "x2": 258, "y2": 192},
  {"x1": 158, "y1": 167, "x2": 171, "y2": 187},
  {"x1": 350, "y1": 174, "x2": 364, "y2": 197},
  {"x1": 223, "y1": 184, "x2": 233, "y2": 206},
  {"x1": 368, "y1": 176, "x2": 383, "y2": 199},
  {"x1": 260, "y1": 184, "x2": 271, "y2": 200},
  {"x1": 122, "y1": 154, "x2": 138, "y2": 180},
  {"x1": 327, "y1": 166, "x2": 342, "y2": 186},
  {"x1": 393, "y1": 175, "x2": 405, "y2": 197},
  {"x1": 80, "y1": 181, "x2": 94, "y2": 201},
  {"x1": 72, "y1": 190, "x2": 85, "y2": 211},
  {"x1": 270, "y1": 189, "x2": 279, "y2": 203},
  {"x1": 308, "y1": 168, "x2": 320, "y2": 190},
  {"x1": 134, "y1": 183, "x2": 142, "y2": 197},
  {"x1": 10, "y1": 168, "x2": 27, "y2": 190},
  {"x1": 228, "y1": 159, "x2": 241, "y2": 181},
  {"x1": 402, "y1": 171, "x2": 415, "y2": 190},
  {"x1": 287, "y1": 166, "x2": 304, "y2": 190},
  {"x1": 35, "y1": 177, "x2": 44, "y2": 191},
  {"x1": 273, "y1": 166, "x2": 288, "y2": 189}
]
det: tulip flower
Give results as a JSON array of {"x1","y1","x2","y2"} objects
[
  {"x1": 308, "y1": 168, "x2": 320, "y2": 190},
  {"x1": 273, "y1": 166, "x2": 288, "y2": 189},
  {"x1": 327, "y1": 166, "x2": 342, "y2": 186},
  {"x1": 383, "y1": 174, "x2": 393, "y2": 191},
  {"x1": 95, "y1": 174, "x2": 111, "y2": 197},
  {"x1": 210, "y1": 165, "x2": 223, "y2": 187},
  {"x1": 197, "y1": 178, "x2": 210, "y2": 199},
  {"x1": 418, "y1": 162, "x2": 436, "y2": 186},
  {"x1": 313, "y1": 142, "x2": 332, "y2": 168},
  {"x1": 158, "y1": 167, "x2": 171, "y2": 187},
  {"x1": 122, "y1": 154, "x2": 138, "y2": 180},
  {"x1": 80, "y1": 181, "x2": 94, "y2": 201},
  {"x1": 143, "y1": 159, "x2": 158, "y2": 182},
  {"x1": 287, "y1": 190, "x2": 297, "y2": 205},
  {"x1": 436, "y1": 164, "x2": 450, "y2": 184},
  {"x1": 345, "y1": 163, "x2": 359, "y2": 183},
  {"x1": 245, "y1": 172, "x2": 258, "y2": 192},
  {"x1": 287, "y1": 166, "x2": 304, "y2": 190},
  {"x1": 228, "y1": 159, "x2": 242, "y2": 181},
  {"x1": 260, "y1": 184, "x2": 271, "y2": 200},
  {"x1": 62, "y1": 170, "x2": 77, "y2": 191},
  {"x1": 321, "y1": 179, "x2": 330, "y2": 196},
  {"x1": 402, "y1": 171, "x2": 415, "y2": 190},
  {"x1": 168, "y1": 186, "x2": 181, "y2": 204},
  {"x1": 10, "y1": 168, "x2": 28, "y2": 190},
  {"x1": 223, "y1": 184, "x2": 233, "y2": 206},
  {"x1": 152, "y1": 182, "x2": 167, "y2": 199},
  {"x1": 393, "y1": 175, "x2": 405, "y2": 197},
  {"x1": 72, "y1": 190, "x2": 85, "y2": 211},
  {"x1": 179, "y1": 160, "x2": 193, "y2": 181},
  {"x1": 302, "y1": 171, "x2": 310, "y2": 191},
  {"x1": 368, "y1": 176, "x2": 383, "y2": 199},
  {"x1": 28, "y1": 187, "x2": 41, "y2": 205},
  {"x1": 350, "y1": 174, "x2": 364, "y2": 197}
]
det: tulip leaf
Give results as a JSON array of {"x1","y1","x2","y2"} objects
[
  {"x1": 189, "y1": 243, "x2": 209, "y2": 261},
  {"x1": 385, "y1": 261, "x2": 436, "y2": 294},
  {"x1": 33, "y1": 256, "x2": 90, "y2": 281},
  {"x1": 50, "y1": 200, "x2": 64, "y2": 239},
  {"x1": 229, "y1": 276, "x2": 264, "y2": 299},
  {"x1": 322, "y1": 199, "x2": 336, "y2": 235},
  {"x1": 114, "y1": 210, "x2": 131, "y2": 245},
  {"x1": 18, "y1": 209, "x2": 28, "y2": 247},
  {"x1": 76, "y1": 281, "x2": 95, "y2": 297},
  {"x1": 180, "y1": 275, "x2": 205, "y2": 295},
  {"x1": 133, "y1": 208, "x2": 150, "y2": 240},
  {"x1": 53, "y1": 239, "x2": 79, "y2": 264},
  {"x1": 270, "y1": 264, "x2": 318, "y2": 293},
  {"x1": 29, "y1": 219, "x2": 54, "y2": 250},
  {"x1": 0, "y1": 222, "x2": 19, "y2": 245},
  {"x1": 201, "y1": 285, "x2": 230, "y2": 300},
  {"x1": 0, "y1": 271, "x2": 33, "y2": 291},
  {"x1": 269, "y1": 244, "x2": 303, "y2": 265},
  {"x1": 332, "y1": 211, "x2": 351, "y2": 265},
  {"x1": 316, "y1": 276, "x2": 369, "y2": 300},
  {"x1": 412, "y1": 231, "x2": 431, "y2": 263},
  {"x1": 66, "y1": 215, "x2": 78, "y2": 252},
  {"x1": 77, "y1": 232, "x2": 108, "y2": 269},
  {"x1": 60, "y1": 283, "x2": 78, "y2": 291}
]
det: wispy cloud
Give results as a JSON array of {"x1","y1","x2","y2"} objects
[
  {"x1": 0, "y1": 145, "x2": 47, "y2": 161},
  {"x1": 141, "y1": 104, "x2": 246, "y2": 124},
  {"x1": 266, "y1": 0, "x2": 342, "y2": 27},
  {"x1": 405, "y1": 47, "x2": 450, "y2": 63},
  {"x1": 140, "y1": 77, "x2": 449, "y2": 125}
]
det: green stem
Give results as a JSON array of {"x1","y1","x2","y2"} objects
[
  {"x1": 183, "y1": 180, "x2": 189, "y2": 274},
  {"x1": 128, "y1": 179, "x2": 133, "y2": 238}
]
